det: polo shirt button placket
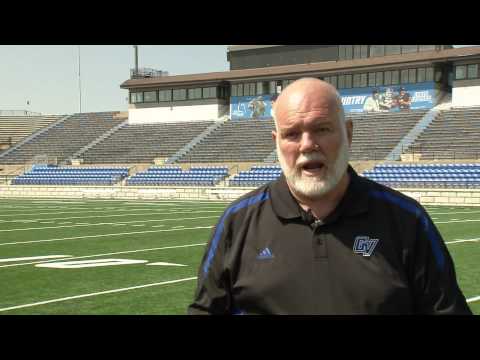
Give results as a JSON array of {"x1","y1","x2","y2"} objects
[{"x1": 312, "y1": 221, "x2": 328, "y2": 259}]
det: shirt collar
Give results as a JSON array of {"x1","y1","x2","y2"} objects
[{"x1": 270, "y1": 165, "x2": 370, "y2": 222}]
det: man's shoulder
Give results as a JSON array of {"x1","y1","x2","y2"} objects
[
  {"x1": 221, "y1": 182, "x2": 272, "y2": 218},
  {"x1": 359, "y1": 174, "x2": 425, "y2": 214}
]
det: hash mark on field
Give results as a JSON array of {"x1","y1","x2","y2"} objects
[
  {"x1": 171, "y1": 226, "x2": 185, "y2": 229},
  {"x1": 131, "y1": 224, "x2": 145, "y2": 227},
  {"x1": 0, "y1": 277, "x2": 198, "y2": 313},
  {"x1": 152, "y1": 225, "x2": 165, "y2": 228}
]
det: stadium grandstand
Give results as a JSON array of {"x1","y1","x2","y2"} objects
[{"x1": 1, "y1": 45, "x2": 480, "y2": 205}]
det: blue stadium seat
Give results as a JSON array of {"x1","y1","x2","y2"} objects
[{"x1": 363, "y1": 163, "x2": 480, "y2": 189}]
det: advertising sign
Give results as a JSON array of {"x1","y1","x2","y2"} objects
[
  {"x1": 230, "y1": 95, "x2": 275, "y2": 120},
  {"x1": 339, "y1": 82, "x2": 437, "y2": 113},
  {"x1": 229, "y1": 82, "x2": 438, "y2": 118}
]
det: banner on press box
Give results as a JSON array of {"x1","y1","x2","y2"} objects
[
  {"x1": 339, "y1": 82, "x2": 437, "y2": 113},
  {"x1": 230, "y1": 95, "x2": 276, "y2": 120},
  {"x1": 229, "y1": 83, "x2": 438, "y2": 119}
]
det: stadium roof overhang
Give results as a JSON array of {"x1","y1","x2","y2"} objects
[{"x1": 120, "y1": 46, "x2": 480, "y2": 90}]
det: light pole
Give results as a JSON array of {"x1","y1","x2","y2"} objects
[
  {"x1": 133, "y1": 45, "x2": 138, "y2": 76},
  {"x1": 78, "y1": 45, "x2": 82, "y2": 113}
]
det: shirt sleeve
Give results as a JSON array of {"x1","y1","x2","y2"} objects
[
  {"x1": 410, "y1": 210, "x2": 472, "y2": 315},
  {"x1": 187, "y1": 214, "x2": 232, "y2": 315}
]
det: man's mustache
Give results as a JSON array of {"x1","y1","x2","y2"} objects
[{"x1": 295, "y1": 152, "x2": 327, "y2": 169}]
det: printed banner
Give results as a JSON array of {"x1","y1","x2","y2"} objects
[
  {"x1": 339, "y1": 82, "x2": 438, "y2": 113},
  {"x1": 230, "y1": 95, "x2": 276, "y2": 120},
  {"x1": 229, "y1": 82, "x2": 439, "y2": 118}
]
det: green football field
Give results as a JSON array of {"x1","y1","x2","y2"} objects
[{"x1": 0, "y1": 198, "x2": 478, "y2": 315}]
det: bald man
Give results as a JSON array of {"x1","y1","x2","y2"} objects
[{"x1": 188, "y1": 78, "x2": 471, "y2": 315}]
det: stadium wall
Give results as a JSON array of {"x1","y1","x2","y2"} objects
[
  {"x1": 0, "y1": 185, "x2": 251, "y2": 201},
  {"x1": 128, "y1": 103, "x2": 228, "y2": 124},
  {"x1": 452, "y1": 80, "x2": 480, "y2": 106},
  {"x1": 1, "y1": 185, "x2": 480, "y2": 205}
]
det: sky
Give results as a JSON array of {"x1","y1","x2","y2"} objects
[
  {"x1": 0, "y1": 45, "x2": 475, "y2": 115},
  {"x1": 0, "y1": 45, "x2": 229, "y2": 115}
]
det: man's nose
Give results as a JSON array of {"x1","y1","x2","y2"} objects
[{"x1": 299, "y1": 132, "x2": 318, "y2": 153}]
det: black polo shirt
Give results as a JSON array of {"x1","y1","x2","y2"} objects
[{"x1": 188, "y1": 166, "x2": 472, "y2": 315}]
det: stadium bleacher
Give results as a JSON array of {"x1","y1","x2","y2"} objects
[
  {"x1": 363, "y1": 163, "x2": 480, "y2": 188},
  {"x1": 0, "y1": 115, "x2": 63, "y2": 149},
  {"x1": 82, "y1": 121, "x2": 214, "y2": 164},
  {"x1": 405, "y1": 107, "x2": 480, "y2": 160},
  {"x1": 126, "y1": 165, "x2": 229, "y2": 186},
  {"x1": 229, "y1": 165, "x2": 282, "y2": 187},
  {"x1": 1, "y1": 108, "x2": 479, "y2": 192},
  {"x1": 176, "y1": 118, "x2": 275, "y2": 163},
  {"x1": 12, "y1": 164, "x2": 129, "y2": 185},
  {"x1": 0, "y1": 112, "x2": 126, "y2": 165},
  {"x1": 348, "y1": 109, "x2": 429, "y2": 160}
]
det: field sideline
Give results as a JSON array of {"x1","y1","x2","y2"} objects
[{"x1": 0, "y1": 198, "x2": 478, "y2": 315}]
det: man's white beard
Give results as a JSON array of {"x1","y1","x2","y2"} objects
[{"x1": 277, "y1": 134, "x2": 350, "y2": 199}]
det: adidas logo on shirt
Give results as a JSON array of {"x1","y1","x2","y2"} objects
[{"x1": 257, "y1": 247, "x2": 274, "y2": 260}]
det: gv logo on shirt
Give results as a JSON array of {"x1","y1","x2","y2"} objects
[{"x1": 353, "y1": 236, "x2": 379, "y2": 257}]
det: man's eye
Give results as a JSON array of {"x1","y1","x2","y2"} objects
[
  {"x1": 285, "y1": 132, "x2": 299, "y2": 139},
  {"x1": 316, "y1": 127, "x2": 330, "y2": 133}
]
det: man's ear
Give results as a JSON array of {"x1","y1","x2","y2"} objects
[
  {"x1": 346, "y1": 120, "x2": 353, "y2": 146},
  {"x1": 272, "y1": 130, "x2": 277, "y2": 142}
]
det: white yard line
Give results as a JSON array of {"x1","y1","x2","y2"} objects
[
  {"x1": 0, "y1": 206, "x2": 224, "y2": 218},
  {"x1": 0, "y1": 215, "x2": 219, "y2": 233},
  {"x1": 435, "y1": 219, "x2": 480, "y2": 224},
  {"x1": 0, "y1": 242, "x2": 207, "y2": 268},
  {"x1": 0, "y1": 255, "x2": 72, "y2": 263},
  {"x1": 0, "y1": 276, "x2": 198, "y2": 313},
  {"x1": 0, "y1": 225, "x2": 214, "y2": 247},
  {"x1": 0, "y1": 206, "x2": 105, "y2": 214},
  {"x1": 467, "y1": 295, "x2": 480, "y2": 304},
  {"x1": 31, "y1": 201, "x2": 88, "y2": 204},
  {"x1": 427, "y1": 210, "x2": 480, "y2": 216},
  {"x1": 445, "y1": 238, "x2": 480, "y2": 244},
  {"x1": 0, "y1": 209, "x2": 223, "y2": 223}
]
